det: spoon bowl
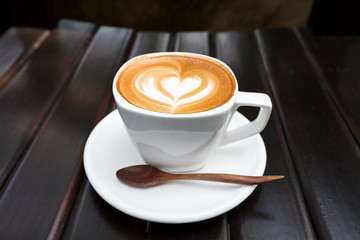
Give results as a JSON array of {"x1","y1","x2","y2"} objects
[{"x1": 116, "y1": 165, "x2": 284, "y2": 187}]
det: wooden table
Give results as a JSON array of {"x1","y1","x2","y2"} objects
[{"x1": 1, "y1": 19, "x2": 360, "y2": 239}]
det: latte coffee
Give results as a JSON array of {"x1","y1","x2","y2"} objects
[
  {"x1": 116, "y1": 53, "x2": 236, "y2": 114},
  {"x1": 113, "y1": 52, "x2": 272, "y2": 172}
]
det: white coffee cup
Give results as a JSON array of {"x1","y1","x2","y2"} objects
[{"x1": 113, "y1": 52, "x2": 272, "y2": 172}]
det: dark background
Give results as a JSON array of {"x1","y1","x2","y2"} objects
[{"x1": 1, "y1": 0, "x2": 359, "y2": 35}]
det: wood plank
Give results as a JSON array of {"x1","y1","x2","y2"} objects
[
  {"x1": 0, "y1": 27, "x2": 133, "y2": 239},
  {"x1": 0, "y1": 27, "x2": 49, "y2": 90},
  {"x1": 295, "y1": 28, "x2": 360, "y2": 145},
  {"x1": 58, "y1": 27, "x2": 146, "y2": 240},
  {"x1": 0, "y1": 29, "x2": 90, "y2": 188},
  {"x1": 255, "y1": 28, "x2": 360, "y2": 240},
  {"x1": 62, "y1": 182, "x2": 146, "y2": 240},
  {"x1": 128, "y1": 31, "x2": 170, "y2": 58},
  {"x1": 215, "y1": 32, "x2": 316, "y2": 240},
  {"x1": 148, "y1": 32, "x2": 228, "y2": 240},
  {"x1": 174, "y1": 32, "x2": 209, "y2": 54},
  {"x1": 57, "y1": 18, "x2": 96, "y2": 33},
  {"x1": 62, "y1": 31, "x2": 170, "y2": 240}
]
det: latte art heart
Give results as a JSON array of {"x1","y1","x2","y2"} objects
[
  {"x1": 117, "y1": 54, "x2": 235, "y2": 114},
  {"x1": 135, "y1": 69, "x2": 215, "y2": 112}
]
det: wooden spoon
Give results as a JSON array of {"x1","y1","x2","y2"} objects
[{"x1": 116, "y1": 165, "x2": 284, "y2": 187}]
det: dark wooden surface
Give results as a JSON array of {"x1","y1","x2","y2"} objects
[
  {"x1": 0, "y1": 20, "x2": 359, "y2": 240},
  {"x1": 0, "y1": 27, "x2": 49, "y2": 90}
]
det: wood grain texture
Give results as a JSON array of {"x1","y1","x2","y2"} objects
[
  {"x1": 255, "y1": 28, "x2": 360, "y2": 240},
  {"x1": 61, "y1": 29, "x2": 173, "y2": 240},
  {"x1": 216, "y1": 31, "x2": 316, "y2": 240},
  {"x1": 0, "y1": 29, "x2": 90, "y2": 188},
  {"x1": 62, "y1": 182, "x2": 146, "y2": 240},
  {"x1": 63, "y1": 31, "x2": 169, "y2": 240},
  {"x1": 116, "y1": 165, "x2": 284, "y2": 187},
  {"x1": 0, "y1": 27, "x2": 132, "y2": 240},
  {"x1": 0, "y1": 27, "x2": 49, "y2": 90},
  {"x1": 295, "y1": 28, "x2": 360, "y2": 145}
]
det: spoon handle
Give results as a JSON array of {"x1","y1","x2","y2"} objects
[{"x1": 171, "y1": 173, "x2": 284, "y2": 184}]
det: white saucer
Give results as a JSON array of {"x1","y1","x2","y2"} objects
[{"x1": 84, "y1": 110, "x2": 266, "y2": 224}]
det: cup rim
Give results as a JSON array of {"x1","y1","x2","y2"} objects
[{"x1": 112, "y1": 52, "x2": 238, "y2": 118}]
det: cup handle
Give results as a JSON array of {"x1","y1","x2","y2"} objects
[{"x1": 219, "y1": 92, "x2": 272, "y2": 146}]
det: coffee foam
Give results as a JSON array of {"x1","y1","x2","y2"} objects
[{"x1": 117, "y1": 54, "x2": 235, "y2": 114}]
